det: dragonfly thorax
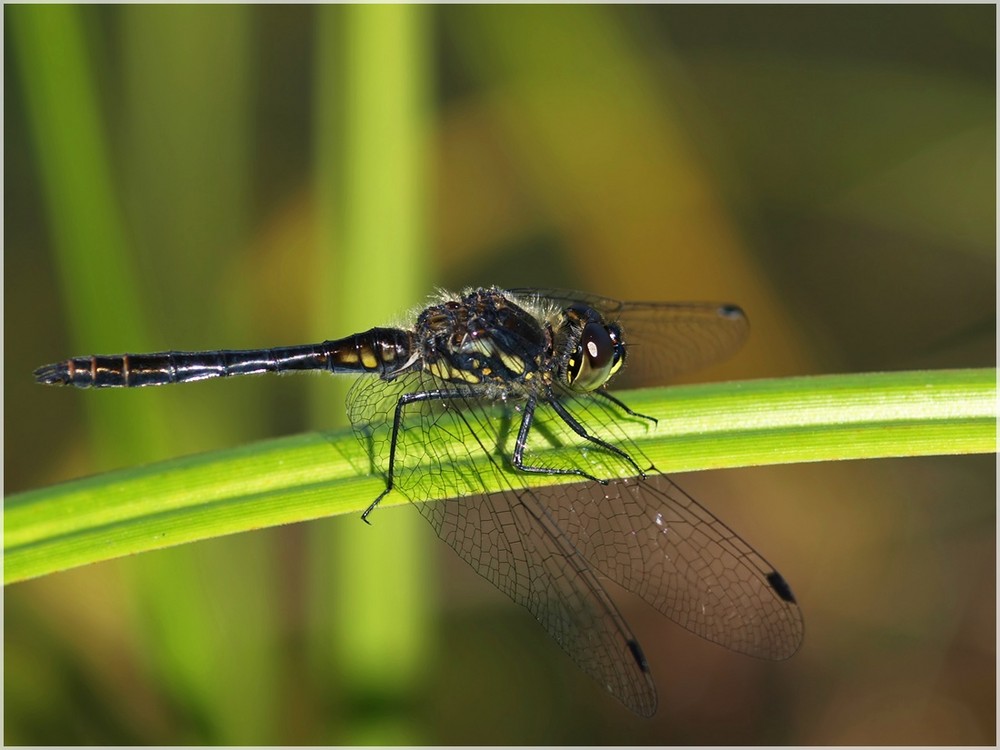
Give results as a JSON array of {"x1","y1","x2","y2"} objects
[{"x1": 415, "y1": 289, "x2": 553, "y2": 388}]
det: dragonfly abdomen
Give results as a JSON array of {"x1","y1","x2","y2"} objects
[
  {"x1": 34, "y1": 328, "x2": 414, "y2": 388},
  {"x1": 327, "y1": 328, "x2": 414, "y2": 377},
  {"x1": 34, "y1": 347, "x2": 328, "y2": 388}
]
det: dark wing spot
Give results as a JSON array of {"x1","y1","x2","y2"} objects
[
  {"x1": 766, "y1": 571, "x2": 797, "y2": 604},
  {"x1": 627, "y1": 639, "x2": 651, "y2": 673},
  {"x1": 718, "y1": 304, "x2": 746, "y2": 320}
]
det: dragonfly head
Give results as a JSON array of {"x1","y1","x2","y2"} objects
[{"x1": 561, "y1": 303, "x2": 626, "y2": 393}]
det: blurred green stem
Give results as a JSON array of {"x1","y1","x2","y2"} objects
[
  {"x1": 9, "y1": 5, "x2": 169, "y2": 464},
  {"x1": 311, "y1": 5, "x2": 431, "y2": 744}
]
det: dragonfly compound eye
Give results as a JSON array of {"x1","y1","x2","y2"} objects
[{"x1": 567, "y1": 321, "x2": 620, "y2": 392}]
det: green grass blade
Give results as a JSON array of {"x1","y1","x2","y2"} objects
[
  {"x1": 312, "y1": 5, "x2": 432, "y2": 743},
  {"x1": 6, "y1": 368, "x2": 995, "y2": 585},
  {"x1": 8, "y1": 5, "x2": 170, "y2": 463}
]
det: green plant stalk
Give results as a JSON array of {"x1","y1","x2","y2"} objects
[
  {"x1": 9, "y1": 5, "x2": 171, "y2": 463},
  {"x1": 6, "y1": 368, "x2": 995, "y2": 586},
  {"x1": 312, "y1": 6, "x2": 431, "y2": 740}
]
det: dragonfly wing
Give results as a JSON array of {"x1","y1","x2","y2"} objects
[
  {"x1": 508, "y1": 287, "x2": 749, "y2": 387},
  {"x1": 418, "y1": 482, "x2": 659, "y2": 717},
  {"x1": 346, "y1": 371, "x2": 659, "y2": 714},
  {"x1": 544, "y1": 473, "x2": 804, "y2": 660}
]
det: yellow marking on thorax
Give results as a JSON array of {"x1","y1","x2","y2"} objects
[
  {"x1": 498, "y1": 350, "x2": 526, "y2": 375},
  {"x1": 426, "y1": 360, "x2": 481, "y2": 384}
]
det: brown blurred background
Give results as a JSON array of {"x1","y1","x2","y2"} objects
[{"x1": 5, "y1": 5, "x2": 994, "y2": 744}]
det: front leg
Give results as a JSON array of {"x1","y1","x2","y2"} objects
[
  {"x1": 595, "y1": 389, "x2": 657, "y2": 425},
  {"x1": 547, "y1": 397, "x2": 649, "y2": 478}
]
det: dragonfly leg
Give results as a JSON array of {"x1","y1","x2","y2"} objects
[
  {"x1": 361, "y1": 388, "x2": 456, "y2": 524},
  {"x1": 510, "y1": 396, "x2": 607, "y2": 485},
  {"x1": 548, "y1": 397, "x2": 648, "y2": 478},
  {"x1": 595, "y1": 389, "x2": 658, "y2": 425}
]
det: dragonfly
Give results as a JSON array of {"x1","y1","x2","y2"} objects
[{"x1": 34, "y1": 286, "x2": 804, "y2": 716}]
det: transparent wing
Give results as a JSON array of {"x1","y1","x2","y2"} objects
[
  {"x1": 345, "y1": 371, "x2": 660, "y2": 715},
  {"x1": 345, "y1": 366, "x2": 802, "y2": 713},
  {"x1": 420, "y1": 480, "x2": 659, "y2": 717},
  {"x1": 507, "y1": 287, "x2": 749, "y2": 388},
  {"x1": 545, "y1": 473, "x2": 804, "y2": 660}
]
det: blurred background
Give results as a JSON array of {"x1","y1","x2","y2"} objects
[{"x1": 5, "y1": 5, "x2": 994, "y2": 744}]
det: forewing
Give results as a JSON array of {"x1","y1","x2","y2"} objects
[
  {"x1": 546, "y1": 473, "x2": 804, "y2": 660},
  {"x1": 508, "y1": 288, "x2": 749, "y2": 387}
]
